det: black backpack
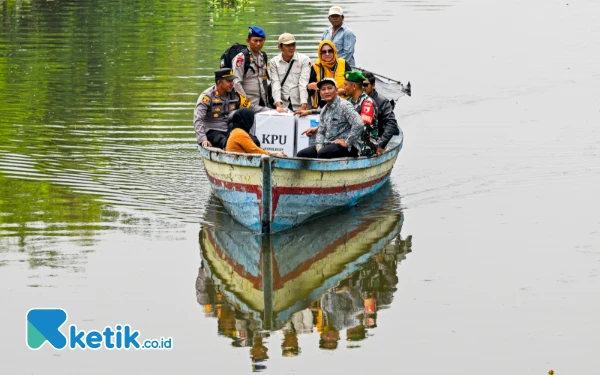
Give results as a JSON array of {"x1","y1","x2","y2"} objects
[{"x1": 220, "y1": 43, "x2": 268, "y2": 77}]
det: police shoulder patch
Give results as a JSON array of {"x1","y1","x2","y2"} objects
[
  {"x1": 201, "y1": 95, "x2": 209, "y2": 104},
  {"x1": 236, "y1": 56, "x2": 244, "y2": 67},
  {"x1": 238, "y1": 92, "x2": 252, "y2": 108}
]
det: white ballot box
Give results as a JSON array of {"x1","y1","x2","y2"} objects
[
  {"x1": 255, "y1": 111, "x2": 296, "y2": 157},
  {"x1": 296, "y1": 114, "x2": 320, "y2": 152}
]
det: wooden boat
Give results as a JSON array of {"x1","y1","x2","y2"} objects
[
  {"x1": 196, "y1": 188, "x2": 412, "y2": 334},
  {"x1": 198, "y1": 135, "x2": 403, "y2": 234}
]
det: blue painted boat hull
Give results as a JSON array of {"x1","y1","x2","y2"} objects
[{"x1": 198, "y1": 135, "x2": 402, "y2": 233}]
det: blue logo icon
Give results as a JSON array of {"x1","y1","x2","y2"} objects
[
  {"x1": 26, "y1": 308, "x2": 172, "y2": 350},
  {"x1": 27, "y1": 309, "x2": 68, "y2": 350}
]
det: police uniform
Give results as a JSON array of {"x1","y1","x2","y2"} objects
[
  {"x1": 194, "y1": 68, "x2": 268, "y2": 148},
  {"x1": 232, "y1": 26, "x2": 269, "y2": 107}
]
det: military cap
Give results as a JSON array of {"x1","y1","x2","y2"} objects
[
  {"x1": 248, "y1": 26, "x2": 266, "y2": 39},
  {"x1": 317, "y1": 78, "x2": 337, "y2": 89},
  {"x1": 344, "y1": 71, "x2": 366, "y2": 83},
  {"x1": 215, "y1": 68, "x2": 235, "y2": 82}
]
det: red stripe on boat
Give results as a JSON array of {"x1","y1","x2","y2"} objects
[
  {"x1": 272, "y1": 173, "x2": 390, "y2": 220},
  {"x1": 206, "y1": 172, "x2": 390, "y2": 221}
]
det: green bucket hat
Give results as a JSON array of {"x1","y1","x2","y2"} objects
[{"x1": 344, "y1": 71, "x2": 366, "y2": 83}]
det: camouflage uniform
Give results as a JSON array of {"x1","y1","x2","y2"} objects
[{"x1": 348, "y1": 91, "x2": 379, "y2": 157}]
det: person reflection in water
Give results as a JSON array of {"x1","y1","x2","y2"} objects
[
  {"x1": 280, "y1": 308, "x2": 312, "y2": 356},
  {"x1": 281, "y1": 331, "x2": 300, "y2": 357},
  {"x1": 251, "y1": 336, "x2": 269, "y2": 372},
  {"x1": 320, "y1": 282, "x2": 364, "y2": 336},
  {"x1": 319, "y1": 329, "x2": 340, "y2": 350},
  {"x1": 196, "y1": 234, "x2": 413, "y2": 359}
]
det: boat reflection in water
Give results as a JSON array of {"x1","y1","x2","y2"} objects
[{"x1": 196, "y1": 185, "x2": 413, "y2": 371}]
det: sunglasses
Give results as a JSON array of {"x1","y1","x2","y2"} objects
[
  {"x1": 321, "y1": 49, "x2": 334, "y2": 55},
  {"x1": 362, "y1": 82, "x2": 371, "y2": 87}
]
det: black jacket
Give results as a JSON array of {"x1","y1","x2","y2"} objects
[{"x1": 371, "y1": 90, "x2": 400, "y2": 148}]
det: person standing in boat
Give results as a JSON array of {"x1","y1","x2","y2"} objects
[
  {"x1": 232, "y1": 26, "x2": 269, "y2": 107},
  {"x1": 362, "y1": 72, "x2": 401, "y2": 156},
  {"x1": 296, "y1": 78, "x2": 364, "y2": 159},
  {"x1": 306, "y1": 41, "x2": 351, "y2": 109},
  {"x1": 269, "y1": 33, "x2": 312, "y2": 112},
  {"x1": 322, "y1": 6, "x2": 356, "y2": 68},
  {"x1": 194, "y1": 68, "x2": 268, "y2": 148}
]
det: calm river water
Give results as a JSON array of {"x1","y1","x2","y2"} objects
[{"x1": 1, "y1": 0, "x2": 599, "y2": 374}]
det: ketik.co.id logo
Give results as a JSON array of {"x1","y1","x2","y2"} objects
[{"x1": 26, "y1": 308, "x2": 173, "y2": 350}]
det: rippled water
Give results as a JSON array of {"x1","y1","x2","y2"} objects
[{"x1": 2, "y1": 0, "x2": 600, "y2": 373}]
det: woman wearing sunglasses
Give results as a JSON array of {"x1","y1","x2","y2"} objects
[{"x1": 306, "y1": 40, "x2": 351, "y2": 109}]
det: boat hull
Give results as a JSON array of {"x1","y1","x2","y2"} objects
[
  {"x1": 199, "y1": 136, "x2": 402, "y2": 233},
  {"x1": 197, "y1": 188, "x2": 408, "y2": 332}
]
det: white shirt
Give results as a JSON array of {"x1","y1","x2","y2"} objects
[{"x1": 268, "y1": 52, "x2": 311, "y2": 110}]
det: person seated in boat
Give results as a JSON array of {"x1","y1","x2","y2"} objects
[
  {"x1": 362, "y1": 71, "x2": 401, "y2": 157},
  {"x1": 341, "y1": 71, "x2": 379, "y2": 157},
  {"x1": 299, "y1": 72, "x2": 379, "y2": 157},
  {"x1": 194, "y1": 68, "x2": 271, "y2": 149},
  {"x1": 225, "y1": 108, "x2": 286, "y2": 157},
  {"x1": 296, "y1": 78, "x2": 364, "y2": 159},
  {"x1": 302, "y1": 40, "x2": 351, "y2": 111}
]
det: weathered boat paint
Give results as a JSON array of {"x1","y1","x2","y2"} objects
[
  {"x1": 198, "y1": 190, "x2": 409, "y2": 331},
  {"x1": 198, "y1": 135, "x2": 403, "y2": 233}
]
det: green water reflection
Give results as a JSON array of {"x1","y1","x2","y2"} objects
[{"x1": 0, "y1": 0, "x2": 325, "y2": 261}]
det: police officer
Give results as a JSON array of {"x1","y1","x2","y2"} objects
[
  {"x1": 232, "y1": 26, "x2": 269, "y2": 107},
  {"x1": 194, "y1": 68, "x2": 268, "y2": 148}
]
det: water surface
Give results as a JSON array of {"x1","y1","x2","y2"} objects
[{"x1": 1, "y1": 0, "x2": 600, "y2": 373}]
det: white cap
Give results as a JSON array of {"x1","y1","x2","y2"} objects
[
  {"x1": 328, "y1": 6, "x2": 343, "y2": 16},
  {"x1": 278, "y1": 33, "x2": 296, "y2": 44}
]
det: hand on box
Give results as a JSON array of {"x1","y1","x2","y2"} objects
[
  {"x1": 295, "y1": 109, "x2": 312, "y2": 117},
  {"x1": 301, "y1": 127, "x2": 319, "y2": 137}
]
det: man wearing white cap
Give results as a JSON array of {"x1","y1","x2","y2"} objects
[
  {"x1": 321, "y1": 6, "x2": 356, "y2": 67},
  {"x1": 268, "y1": 33, "x2": 312, "y2": 112}
]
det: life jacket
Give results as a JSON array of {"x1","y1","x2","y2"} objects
[
  {"x1": 311, "y1": 57, "x2": 347, "y2": 108},
  {"x1": 206, "y1": 89, "x2": 252, "y2": 120}
]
